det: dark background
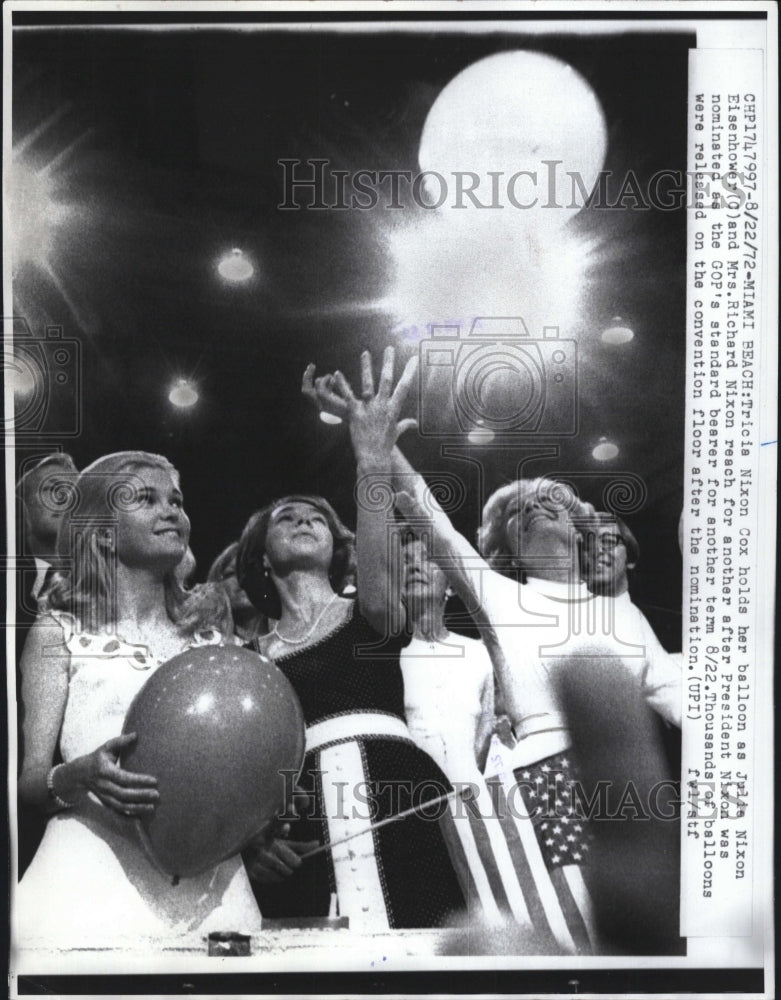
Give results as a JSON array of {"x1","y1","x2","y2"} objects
[{"x1": 11, "y1": 20, "x2": 692, "y2": 642}]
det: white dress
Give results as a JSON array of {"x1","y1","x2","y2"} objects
[
  {"x1": 14, "y1": 615, "x2": 263, "y2": 952},
  {"x1": 400, "y1": 632, "x2": 493, "y2": 781}
]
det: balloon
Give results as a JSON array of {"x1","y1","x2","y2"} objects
[{"x1": 121, "y1": 645, "x2": 305, "y2": 881}]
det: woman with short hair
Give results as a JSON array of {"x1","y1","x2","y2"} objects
[{"x1": 237, "y1": 352, "x2": 466, "y2": 930}]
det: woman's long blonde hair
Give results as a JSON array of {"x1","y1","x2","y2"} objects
[{"x1": 44, "y1": 451, "x2": 227, "y2": 635}]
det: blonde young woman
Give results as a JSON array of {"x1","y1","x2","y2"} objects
[{"x1": 15, "y1": 452, "x2": 262, "y2": 952}]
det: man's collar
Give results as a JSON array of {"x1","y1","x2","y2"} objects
[{"x1": 524, "y1": 576, "x2": 591, "y2": 600}]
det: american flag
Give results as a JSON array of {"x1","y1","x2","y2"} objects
[
  {"x1": 514, "y1": 752, "x2": 594, "y2": 868},
  {"x1": 439, "y1": 743, "x2": 597, "y2": 954}
]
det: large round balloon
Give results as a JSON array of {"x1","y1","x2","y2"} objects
[
  {"x1": 121, "y1": 645, "x2": 305, "y2": 881},
  {"x1": 419, "y1": 50, "x2": 607, "y2": 212}
]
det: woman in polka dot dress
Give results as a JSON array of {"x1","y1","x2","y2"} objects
[{"x1": 15, "y1": 452, "x2": 262, "y2": 952}]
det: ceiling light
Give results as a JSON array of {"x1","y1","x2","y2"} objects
[
  {"x1": 169, "y1": 378, "x2": 199, "y2": 408},
  {"x1": 468, "y1": 423, "x2": 495, "y2": 445},
  {"x1": 592, "y1": 436, "x2": 619, "y2": 461},
  {"x1": 217, "y1": 248, "x2": 254, "y2": 283},
  {"x1": 601, "y1": 317, "x2": 634, "y2": 345}
]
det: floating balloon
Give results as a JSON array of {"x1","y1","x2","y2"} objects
[
  {"x1": 419, "y1": 50, "x2": 607, "y2": 221},
  {"x1": 121, "y1": 645, "x2": 305, "y2": 881}
]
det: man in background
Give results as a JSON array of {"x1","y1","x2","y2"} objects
[
  {"x1": 581, "y1": 513, "x2": 682, "y2": 728},
  {"x1": 14, "y1": 452, "x2": 78, "y2": 877}
]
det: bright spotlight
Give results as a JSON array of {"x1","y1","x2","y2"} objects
[
  {"x1": 592, "y1": 437, "x2": 619, "y2": 462},
  {"x1": 6, "y1": 354, "x2": 39, "y2": 397},
  {"x1": 319, "y1": 411, "x2": 343, "y2": 425},
  {"x1": 169, "y1": 378, "x2": 199, "y2": 408},
  {"x1": 217, "y1": 248, "x2": 254, "y2": 283},
  {"x1": 7, "y1": 159, "x2": 69, "y2": 269},
  {"x1": 601, "y1": 317, "x2": 635, "y2": 345}
]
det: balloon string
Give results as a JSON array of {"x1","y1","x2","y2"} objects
[{"x1": 300, "y1": 790, "x2": 457, "y2": 860}]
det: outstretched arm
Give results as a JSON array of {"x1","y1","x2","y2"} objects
[
  {"x1": 304, "y1": 359, "x2": 498, "y2": 623},
  {"x1": 392, "y1": 464, "x2": 544, "y2": 738},
  {"x1": 637, "y1": 611, "x2": 683, "y2": 728},
  {"x1": 304, "y1": 349, "x2": 416, "y2": 636},
  {"x1": 392, "y1": 458, "x2": 489, "y2": 623},
  {"x1": 303, "y1": 353, "x2": 532, "y2": 732}
]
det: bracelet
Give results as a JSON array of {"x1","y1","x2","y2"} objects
[{"x1": 46, "y1": 764, "x2": 76, "y2": 809}]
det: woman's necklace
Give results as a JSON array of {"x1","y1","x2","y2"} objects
[{"x1": 272, "y1": 592, "x2": 340, "y2": 645}]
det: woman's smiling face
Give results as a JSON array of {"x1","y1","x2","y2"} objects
[
  {"x1": 114, "y1": 465, "x2": 190, "y2": 571},
  {"x1": 503, "y1": 479, "x2": 596, "y2": 565}
]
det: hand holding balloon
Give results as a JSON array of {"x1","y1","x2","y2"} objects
[
  {"x1": 67, "y1": 732, "x2": 159, "y2": 816},
  {"x1": 120, "y1": 645, "x2": 306, "y2": 880}
]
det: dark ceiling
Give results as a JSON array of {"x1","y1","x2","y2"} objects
[{"x1": 10, "y1": 17, "x2": 693, "y2": 629}]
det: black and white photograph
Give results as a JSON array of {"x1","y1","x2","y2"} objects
[{"x1": 4, "y1": 3, "x2": 776, "y2": 997}]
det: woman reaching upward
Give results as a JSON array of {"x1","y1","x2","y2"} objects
[{"x1": 237, "y1": 349, "x2": 465, "y2": 930}]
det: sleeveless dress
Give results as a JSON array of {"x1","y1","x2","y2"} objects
[
  {"x1": 14, "y1": 614, "x2": 263, "y2": 952},
  {"x1": 247, "y1": 605, "x2": 466, "y2": 931},
  {"x1": 399, "y1": 633, "x2": 591, "y2": 951},
  {"x1": 400, "y1": 632, "x2": 493, "y2": 780}
]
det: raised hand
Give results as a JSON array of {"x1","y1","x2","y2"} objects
[
  {"x1": 302, "y1": 364, "x2": 350, "y2": 421},
  {"x1": 303, "y1": 347, "x2": 418, "y2": 635},
  {"x1": 394, "y1": 489, "x2": 435, "y2": 527},
  {"x1": 302, "y1": 348, "x2": 418, "y2": 459}
]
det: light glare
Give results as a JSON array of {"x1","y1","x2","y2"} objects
[
  {"x1": 7, "y1": 160, "x2": 69, "y2": 269},
  {"x1": 169, "y1": 378, "x2": 199, "y2": 408},
  {"x1": 385, "y1": 212, "x2": 597, "y2": 338},
  {"x1": 468, "y1": 425, "x2": 495, "y2": 445},
  {"x1": 217, "y1": 248, "x2": 254, "y2": 283},
  {"x1": 592, "y1": 437, "x2": 619, "y2": 461},
  {"x1": 6, "y1": 355, "x2": 40, "y2": 397},
  {"x1": 601, "y1": 317, "x2": 635, "y2": 345},
  {"x1": 194, "y1": 692, "x2": 214, "y2": 715},
  {"x1": 419, "y1": 51, "x2": 607, "y2": 224}
]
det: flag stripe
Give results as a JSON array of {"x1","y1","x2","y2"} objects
[
  {"x1": 463, "y1": 788, "x2": 534, "y2": 927},
  {"x1": 482, "y1": 778, "x2": 552, "y2": 932},
  {"x1": 561, "y1": 863, "x2": 599, "y2": 950},
  {"x1": 461, "y1": 793, "x2": 514, "y2": 913},
  {"x1": 550, "y1": 866, "x2": 593, "y2": 953},
  {"x1": 485, "y1": 776, "x2": 568, "y2": 952},
  {"x1": 437, "y1": 804, "x2": 495, "y2": 920}
]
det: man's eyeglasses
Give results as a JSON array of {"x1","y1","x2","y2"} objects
[{"x1": 596, "y1": 532, "x2": 625, "y2": 551}]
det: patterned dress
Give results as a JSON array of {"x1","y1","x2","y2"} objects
[
  {"x1": 248, "y1": 605, "x2": 466, "y2": 930},
  {"x1": 15, "y1": 614, "x2": 263, "y2": 952}
]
